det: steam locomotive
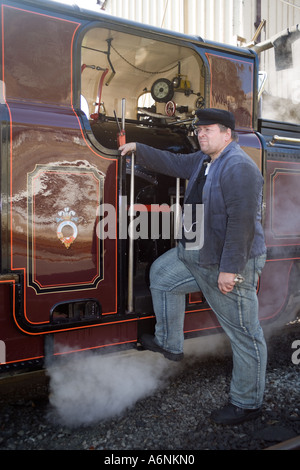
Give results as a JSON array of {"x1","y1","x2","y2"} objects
[{"x1": 0, "y1": 0, "x2": 299, "y2": 372}]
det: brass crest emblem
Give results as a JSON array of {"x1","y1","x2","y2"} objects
[{"x1": 56, "y1": 207, "x2": 78, "y2": 249}]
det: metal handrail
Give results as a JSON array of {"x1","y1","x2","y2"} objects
[
  {"x1": 127, "y1": 151, "x2": 135, "y2": 313},
  {"x1": 270, "y1": 135, "x2": 300, "y2": 146}
]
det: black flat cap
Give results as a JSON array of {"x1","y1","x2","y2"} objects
[{"x1": 194, "y1": 108, "x2": 235, "y2": 130}]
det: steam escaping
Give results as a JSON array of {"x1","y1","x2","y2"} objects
[
  {"x1": 46, "y1": 334, "x2": 232, "y2": 428},
  {"x1": 47, "y1": 348, "x2": 176, "y2": 427}
]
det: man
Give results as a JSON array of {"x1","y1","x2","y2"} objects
[{"x1": 120, "y1": 108, "x2": 267, "y2": 425}]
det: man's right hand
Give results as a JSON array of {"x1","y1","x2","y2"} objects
[{"x1": 119, "y1": 142, "x2": 136, "y2": 156}]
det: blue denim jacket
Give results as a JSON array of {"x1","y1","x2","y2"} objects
[{"x1": 136, "y1": 141, "x2": 266, "y2": 273}]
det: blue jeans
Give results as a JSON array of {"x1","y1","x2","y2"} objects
[{"x1": 149, "y1": 244, "x2": 267, "y2": 409}]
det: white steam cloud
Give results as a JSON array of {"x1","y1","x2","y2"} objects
[
  {"x1": 47, "y1": 348, "x2": 178, "y2": 427},
  {"x1": 46, "y1": 335, "x2": 230, "y2": 428}
]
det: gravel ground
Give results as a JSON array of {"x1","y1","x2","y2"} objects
[{"x1": 0, "y1": 325, "x2": 299, "y2": 452}]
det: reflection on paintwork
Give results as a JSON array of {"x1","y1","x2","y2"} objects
[{"x1": 207, "y1": 53, "x2": 254, "y2": 129}]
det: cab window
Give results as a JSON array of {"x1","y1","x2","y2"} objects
[{"x1": 80, "y1": 27, "x2": 205, "y2": 149}]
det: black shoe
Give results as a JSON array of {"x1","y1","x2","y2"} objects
[
  {"x1": 139, "y1": 334, "x2": 184, "y2": 362},
  {"x1": 211, "y1": 403, "x2": 262, "y2": 425}
]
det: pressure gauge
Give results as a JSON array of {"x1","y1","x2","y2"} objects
[{"x1": 151, "y1": 78, "x2": 174, "y2": 103}]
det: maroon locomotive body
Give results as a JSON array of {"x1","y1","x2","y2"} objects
[{"x1": 0, "y1": 0, "x2": 299, "y2": 372}]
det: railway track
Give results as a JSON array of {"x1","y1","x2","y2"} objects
[{"x1": 266, "y1": 435, "x2": 300, "y2": 450}]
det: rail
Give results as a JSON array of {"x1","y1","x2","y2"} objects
[
  {"x1": 265, "y1": 435, "x2": 300, "y2": 450},
  {"x1": 0, "y1": 273, "x2": 20, "y2": 281},
  {"x1": 269, "y1": 135, "x2": 300, "y2": 146},
  {"x1": 127, "y1": 151, "x2": 135, "y2": 313}
]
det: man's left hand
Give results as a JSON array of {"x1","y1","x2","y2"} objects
[{"x1": 218, "y1": 272, "x2": 236, "y2": 294}]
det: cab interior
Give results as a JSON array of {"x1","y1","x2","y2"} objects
[{"x1": 80, "y1": 26, "x2": 206, "y2": 149}]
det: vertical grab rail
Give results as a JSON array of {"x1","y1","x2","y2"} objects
[
  {"x1": 175, "y1": 177, "x2": 181, "y2": 244},
  {"x1": 127, "y1": 151, "x2": 135, "y2": 313}
]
